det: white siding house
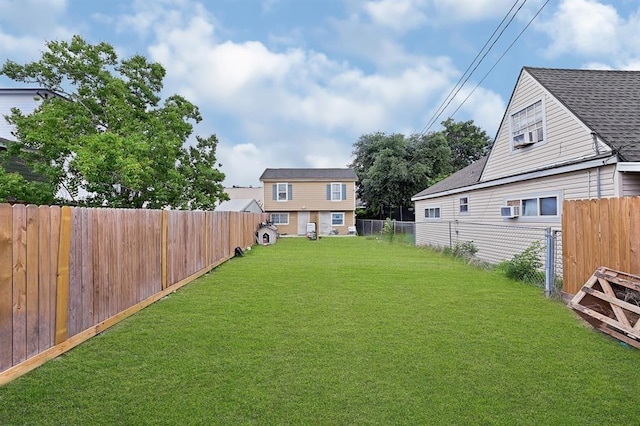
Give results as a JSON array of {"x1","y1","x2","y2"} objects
[
  {"x1": 412, "y1": 67, "x2": 640, "y2": 264},
  {"x1": 0, "y1": 88, "x2": 57, "y2": 142}
]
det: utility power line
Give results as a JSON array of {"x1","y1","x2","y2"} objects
[
  {"x1": 447, "y1": 0, "x2": 551, "y2": 120},
  {"x1": 418, "y1": 0, "x2": 528, "y2": 136}
]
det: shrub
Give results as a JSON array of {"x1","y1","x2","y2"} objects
[
  {"x1": 498, "y1": 240, "x2": 544, "y2": 285},
  {"x1": 381, "y1": 218, "x2": 394, "y2": 241},
  {"x1": 452, "y1": 241, "x2": 478, "y2": 259}
]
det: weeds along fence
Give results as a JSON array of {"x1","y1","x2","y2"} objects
[
  {"x1": 415, "y1": 220, "x2": 562, "y2": 297},
  {"x1": 356, "y1": 219, "x2": 415, "y2": 243},
  {"x1": 0, "y1": 204, "x2": 267, "y2": 384},
  {"x1": 562, "y1": 197, "x2": 640, "y2": 296}
]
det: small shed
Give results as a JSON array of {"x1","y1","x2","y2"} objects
[
  {"x1": 215, "y1": 198, "x2": 263, "y2": 213},
  {"x1": 256, "y1": 223, "x2": 278, "y2": 245}
]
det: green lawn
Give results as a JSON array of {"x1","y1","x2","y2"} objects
[{"x1": 1, "y1": 237, "x2": 640, "y2": 425}]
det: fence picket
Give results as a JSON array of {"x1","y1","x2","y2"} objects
[
  {"x1": 25, "y1": 205, "x2": 39, "y2": 358},
  {"x1": 0, "y1": 204, "x2": 13, "y2": 370},
  {"x1": 37, "y1": 205, "x2": 52, "y2": 351},
  {"x1": 12, "y1": 204, "x2": 27, "y2": 364}
]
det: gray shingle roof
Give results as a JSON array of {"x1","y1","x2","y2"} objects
[
  {"x1": 412, "y1": 156, "x2": 488, "y2": 199},
  {"x1": 525, "y1": 67, "x2": 640, "y2": 161},
  {"x1": 260, "y1": 168, "x2": 357, "y2": 181},
  {"x1": 0, "y1": 138, "x2": 44, "y2": 182},
  {"x1": 215, "y1": 198, "x2": 262, "y2": 212}
]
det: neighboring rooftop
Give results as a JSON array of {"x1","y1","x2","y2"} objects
[
  {"x1": 260, "y1": 168, "x2": 357, "y2": 181},
  {"x1": 412, "y1": 157, "x2": 487, "y2": 199},
  {"x1": 0, "y1": 137, "x2": 44, "y2": 182},
  {"x1": 215, "y1": 198, "x2": 263, "y2": 213},
  {"x1": 525, "y1": 67, "x2": 640, "y2": 161}
]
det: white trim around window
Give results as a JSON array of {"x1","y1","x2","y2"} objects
[
  {"x1": 331, "y1": 212, "x2": 345, "y2": 226},
  {"x1": 276, "y1": 183, "x2": 288, "y2": 201},
  {"x1": 509, "y1": 98, "x2": 546, "y2": 151},
  {"x1": 424, "y1": 205, "x2": 441, "y2": 221},
  {"x1": 458, "y1": 195, "x2": 469, "y2": 215},
  {"x1": 331, "y1": 183, "x2": 342, "y2": 201},
  {"x1": 271, "y1": 212, "x2": 289, "y2": 225},
  {"x1": 504, "y1": 191, "x2": 562, "y2": 220}
]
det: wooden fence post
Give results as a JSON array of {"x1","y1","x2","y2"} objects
[
  {"x1": 161, "y1": 210, "x2": 168, "y2": 290},
  {"x1": 55, "y1": 206, "x2": 72, "y2": 345}
]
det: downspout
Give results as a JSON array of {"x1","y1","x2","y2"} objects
[{"x1": 592, "y1": 132, "x2": 601, "y2": 199}]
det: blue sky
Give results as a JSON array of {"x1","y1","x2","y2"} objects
[{"x1": 1, "y1": 0, "x2": 639, "y2": 187}]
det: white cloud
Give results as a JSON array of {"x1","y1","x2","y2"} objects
[
  {"x1": 217, "y1": 142, "x2": 268, "y2": 186},
  {"x1": 0, "y1": 0, "x2": 74, "y2": 61},
  {"x1": 431, "y1": 0, "x2": 520, "y2": 22},
  {"x1": 536, "y1": 0, "x2": 640, "y2": 68},
  {"x1": 113, "y1": 0, "x2": 466, "y2": 185},
  {"x1": 540, "y1": 0, "x2": 621, "y2": 57},
  {"x1": 362, "y1": 0, "x2": 427, "y2": 32}
]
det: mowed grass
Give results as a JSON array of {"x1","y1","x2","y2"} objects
[{"x1": 1, "y1": 237, "x2": 640, "y2": 425}]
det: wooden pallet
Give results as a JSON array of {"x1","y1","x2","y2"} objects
[{"x1": 568, "y1": 266, "x2": 640, "y2": 349}]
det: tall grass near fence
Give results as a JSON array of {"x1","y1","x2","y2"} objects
[{"x1": 0, "y1": 204, "x2": 266, "y2": 383}]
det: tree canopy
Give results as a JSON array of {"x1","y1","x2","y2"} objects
[
  {"x1": 0, "y1": 35, "x2": 227, "y2": 209},
  {"x1": 351, "y1": 119, "x2": 492, "y2": 219}
]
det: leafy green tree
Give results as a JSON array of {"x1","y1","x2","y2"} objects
[
  {"x1": 1, "y1": 35, "x2": 228, "y2": 208},
  {"x1": 351, "y1": 131, "x2": 451, "y2": 218},
  {"x1": 0, "y1": 164, "x2": 56, "y2": 205},
  {"x1": 352, "y1": 119, "x2": 491, "y2": 218},
  {"x1": 441, "y1": 117, "x2": 493, "y2": 170}
]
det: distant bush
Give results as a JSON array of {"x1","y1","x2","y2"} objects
[{"x1": 381, "y1": 218, "x2": 394, "y2": 241}]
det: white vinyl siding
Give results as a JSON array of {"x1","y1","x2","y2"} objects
[
  {"x1": 482, "y1": 70, "x2": 612, "y2": 182},
  {"x1": 414, "y1": 164, "x2": 616, "y2": 232},
  {"x1": 620, "y1": 172, "x2": 640, "y2": 196},
  {"x1": 0, "y1": 93, "x2": 45, "y2": 140}
]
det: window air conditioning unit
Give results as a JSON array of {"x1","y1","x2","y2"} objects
[
  {"x1": 500, "y1": 205, "x2": 520, "y2": 218},
  {"x1": 513, "y1": 135, "x2": 534, "y2": 148}
]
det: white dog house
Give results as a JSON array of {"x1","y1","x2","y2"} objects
[{"x1": 256, "y1": 223, "x2": 278, "y2": 245}]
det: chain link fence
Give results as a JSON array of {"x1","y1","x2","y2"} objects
[
  {"x1": 356, "y1": 219, "x2": 415, "y2": 244},
  {"x1": 415, "y1": 220, "x2": 562, "y2": 297},
  {"x1": 357, "y1": 219, "x2": 562, "y2": 297}
]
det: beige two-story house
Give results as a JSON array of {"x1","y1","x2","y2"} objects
[{"x1": 259, "y1": 168, "x2": 358, "y2": 236}]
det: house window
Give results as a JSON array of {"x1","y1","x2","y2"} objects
[
  {"x1": 424, "y1": 206, "x2": 441, "y2": 220},
  {"x1": 331, "y1": 212, "x2": 345, "y2": 226},
  {"x1": 507, "y1": 195, "x2": 559, "y2": 217},
  {"x1": 459, "y1": 196, "x2": 469, "y2": 214},
  {"x1": 511, "y1": 99, "x2": 544, "y2": 149},
  {"x1": 277, "y1": 183, "x2": 288, "y2": 201},
  {"x1": 273, "y1": 183, "x2": 292, "y2": 201},
  {"x1": 331, "y1": 183, "x2": 342, "y2": 200},
  {"x1": 271, "y1": 213, "x2": 289, "y2": 225},
  {"x1": 327, "y1": 183, "x2": 347, "y2": 201}
]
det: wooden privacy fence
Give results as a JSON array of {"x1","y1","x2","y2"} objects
[
  {"x1": 0, "y1": 204, "x2": 267, "y2": 384},
  {"x1": 562, "y1": 197, "x2": 640, "y2": 295}
]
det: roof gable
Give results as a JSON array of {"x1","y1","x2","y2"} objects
[
  {"x1": 260, "y1": 168, "x2": 357, "y2": 181},
  {"x1": 525, "y1": 67, "x2": 640, "y2": 161}
]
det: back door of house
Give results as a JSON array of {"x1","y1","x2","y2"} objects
[
  {"x1": 298, "y1": 211, "x2": 310, "y2": 235},
  {"x1": 319, "y1": 212, "x2": 331, "y2": 235}
]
